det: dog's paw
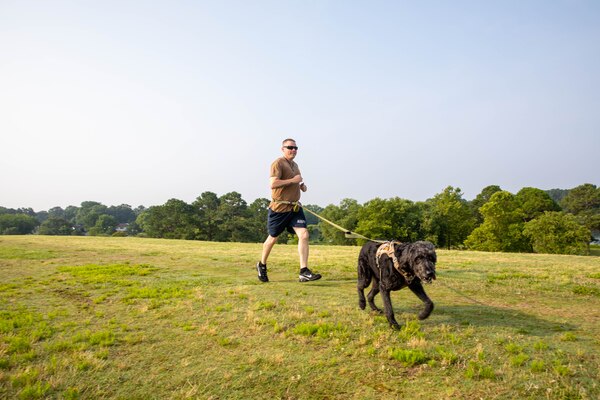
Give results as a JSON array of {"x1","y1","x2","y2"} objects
[
  {"x1": 418, "y1": 303, "x2": 434, "y2": 320},
  {"x1": 358, "y1": 300, "x2": 366, "y2": 310},
  {"x1": 390, "y1": 322, "x2": 401, "y2": 330}
]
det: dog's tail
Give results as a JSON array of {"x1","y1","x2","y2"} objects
[{"x1": 357, "y1": 252, "x2": 373, "y2": 288}]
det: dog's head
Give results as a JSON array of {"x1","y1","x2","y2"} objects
[{"x1": 398, "y1": 241, "x2": 437, "y2": 283}]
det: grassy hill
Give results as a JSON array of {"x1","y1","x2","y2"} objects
[{"x1": 1, "y1": 236, "x2": 599, "y2": 399}]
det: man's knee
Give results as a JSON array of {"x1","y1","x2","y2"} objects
[
  {"x1": 265, "y1": 235, "x2": 278, "y2": 245},
  {"x1": 295, "y1": 228, "x2": 309, "y2": 241}
]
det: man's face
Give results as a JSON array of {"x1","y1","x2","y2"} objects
[{"x1": 282, "y1": 141, "x2": 298, "y2": 160}]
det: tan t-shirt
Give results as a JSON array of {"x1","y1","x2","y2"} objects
[{"x1": 269, "y1": 157, "x2": 301, "y2": 212}]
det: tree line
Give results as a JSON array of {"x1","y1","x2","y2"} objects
[{"x1": 1, "y1": 183, "x2": 598, "y2": 255}]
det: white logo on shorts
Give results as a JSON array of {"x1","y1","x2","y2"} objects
[{"x1": 297, "y1": 220, "x2": 306, "y2": 224}]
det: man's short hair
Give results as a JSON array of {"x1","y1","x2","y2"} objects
[{"x1": 282, "y1": 138, "x2": 296, "y2": 145}]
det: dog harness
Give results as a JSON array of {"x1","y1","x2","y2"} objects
[{"x1": 376, "y1": 241, "x2": 415, "y2": 284}]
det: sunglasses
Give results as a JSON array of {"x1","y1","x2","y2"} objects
[{"x1": 283, "y1": 146, "x2": 298, "y2": 150}]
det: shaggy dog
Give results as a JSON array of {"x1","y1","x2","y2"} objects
[{"x1": 357, "y1": 241, "x2": 437, "y2": 329}]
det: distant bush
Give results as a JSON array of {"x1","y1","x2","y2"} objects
[
  {"x1": 0, "y1": 214, "x2": 38, "y2": 235},
  {"x1": 524, "y1": 212, "x2": 590, "y2": 255}
]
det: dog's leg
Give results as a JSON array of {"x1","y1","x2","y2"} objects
[
  {"x1": 408, "y1": 280, "x2": 434, "y2": 320},
  {"x1": 379, "y1": 286, "x2": 400, "y2": 329},
  {"x1": 357, "y1": 288, "x2": 367, "y2": 310},
  {"x1": 366, "y1": 284, "x2": 382, "y2": 313},
  {"x1": 357, "y1": 258, "x2": 372, "y2": 310},
  {"x1": 357, "y1": 280, "x2": 367, "y2": 310}
]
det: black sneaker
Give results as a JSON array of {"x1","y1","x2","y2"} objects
[
  {"x1": 299, "y1": 268, "x2": 321, "y2": 282},
  {"x1": 257, "y1": 262, "x2": 269, "y2": 283}
]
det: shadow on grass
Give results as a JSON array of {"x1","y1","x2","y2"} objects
[{"x1": 434, "y1": 304, "x2": 576, "y2": 335}]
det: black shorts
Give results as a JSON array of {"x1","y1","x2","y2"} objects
[{"x1": 267, "y1": 208, "x2": 307, "y2": 237}]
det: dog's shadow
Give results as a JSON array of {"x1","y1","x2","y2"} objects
[{"x1": 431, "y1": 304, "x2": 576, "y2": 335}]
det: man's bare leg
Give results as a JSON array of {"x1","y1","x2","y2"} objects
[
  {"x1": 261, "y1": 235, "x2": 278, "y2": 265},
  {"x1": 293, "y1": 227, "x2": 309, "y2": 269}
]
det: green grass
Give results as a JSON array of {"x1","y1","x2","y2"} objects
[{"x1": 0, "y1": 236, "x2": 599, "y2": 399}]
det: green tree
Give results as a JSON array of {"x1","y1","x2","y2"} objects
[
  {"x1": 546, "y1": 188, "x2": 569, "y2": 204},
  {"x1": 16, "y1": 207, "x2": 36, "y2": 217},
  {"x1": 465, "y1": 191, "x2": 531, "y2": 252},
  {"x1": 47, "y1": 207, "x2": 66, "y2": 219},
  {"x1": 423, "y1": 186, "x2": 475, "y2": 249},
  {"x1": 217, "y1": 192, "x2": 251, "y2": 242},
  {"x1": 356, "y1": 197, "x2": 422, "y2": 242},
  {"x1": 107, "y1": 204, "x2": 136, "y2": 223},
  {"x1": 64, "y1": 206, "x2": 79, "y2": 224},
  {"x1": 38, "y1": 217, "x2": 72, "y2": 235},
  {"x1": 75, "y1": 201, "x2": 108, "y2": 231},
  {"x1": 0, "y1": 214, "x2": 39, "y2": 235},
  {"x1": 524, "y1": 212, "x2": 590, "y2": 255},
  {"x1": 560, "y1": 183, "x2": 600, "y2": 233},
  {"x1": 137, "y1": 199, "x2": 198, "y2": 240},
  {"x1": 560, "y1": 183, "x2": 600, "y2": 214},
  {"x1": 126, "y1": 220, "x2": 142, "y2": 236},
  {"x1": 469, "y1": 185, "x2": 502, "y2": 225},
  {"x1": 247, "y1": 198, "x2": 270, "y2": 242},
  {"x1": 35, "y1": 210, "x2": 48, "y2": 223},
  {"x1": 516, "y1": 187, "x2": 561, "y2": 222},
  {"x1": 193, "y1": 192, "x2": 221, "y2": 241},
  {"x1": 88, "y1": 214, "x2": 118, "y2": 236},
  {"x1": 133, "y1": 205, "x2": 146, "y2": 218}
]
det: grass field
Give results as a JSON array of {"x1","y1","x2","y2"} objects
[{"x1": 1, "y1": 236, "x2": 599, "y2": 399}]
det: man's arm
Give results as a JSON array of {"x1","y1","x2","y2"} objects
[{"x1": 270, "y1": 175, "x2": 302, "y2": 189}]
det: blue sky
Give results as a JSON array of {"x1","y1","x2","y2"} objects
[{"x1": 1, "y1": 1, "x2": 598, "y2": 211}]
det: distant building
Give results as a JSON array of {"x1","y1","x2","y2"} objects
[{"x1": 115, "y1": 223, "x2": 129, "y2": 233}]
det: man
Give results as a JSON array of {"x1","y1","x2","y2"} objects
[{"x1": 256, "y1": 138, "x2": 322, "y2": 283}]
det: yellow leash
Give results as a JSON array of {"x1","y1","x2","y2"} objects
[
  {"x1": 272, "y1": 200, "x2": 386, "y2": 243},
  {"x1": 301, "y1": 205, "x2": 386, "y2": 243}
]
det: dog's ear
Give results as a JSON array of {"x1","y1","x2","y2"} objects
[
  {"x1": 397, "y1": 243, "x2": 413, "y2": 267},
  {"x1": 423, "y1": 241, "x2": 437, "y2": 263}
]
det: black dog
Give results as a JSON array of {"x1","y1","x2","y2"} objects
[{"x1": 357, "y1": 240, "x2": 437, "y2": 329}]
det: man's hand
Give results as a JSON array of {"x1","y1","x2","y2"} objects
[
  {"x1": 290, "y1": 175, "x2": 303, "y2": 184},
  {"x1": 270, "y1": 174, "x2": 303, "y2": 189}
]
